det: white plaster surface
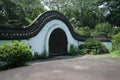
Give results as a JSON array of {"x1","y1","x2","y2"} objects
[
  {"x1": 22, "y1": 19, "x2": 79, "y2": 55},
  {"x1": 0, "y1": 19, "x2": 112, "y2": 55}
]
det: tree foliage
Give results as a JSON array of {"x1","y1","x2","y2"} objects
[
  {"x1": 92, "y1": 22, "x2": 112, "y2": 37},
  {"x1": 60, "y1": 0, "x2": 105, "y2": 29},
  {"x1": 43, "y1": 0, "x2": 70, "y2": 11},
  {"x1": 11, "y1": 0, "x2": 45, "y2": 20},
  {"x1": 74, "y1": 27, "x2": 92, "y2": 36},
  {"x1": 99, "y1": 0, "x2": 120, "y2": 27},
  {"x1": 0, "y1": 0, "x2": 27, "y2": 28},
  {"x1": 0, "y1": 0, "x2": 45, "y2": 28},
  {"x1": 0, "y1": 0, "x2": 119, "y2": 35}
]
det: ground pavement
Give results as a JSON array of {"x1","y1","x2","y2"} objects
[{"x1": 0, "y1": 56, "x2": 120, "y2": 80}]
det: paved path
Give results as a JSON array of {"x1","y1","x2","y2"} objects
[{"x1": 0, "y1": 56, "x2": 120, "y2": 80}]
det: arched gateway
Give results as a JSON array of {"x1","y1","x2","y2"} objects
[
  {"x1": 0, "y1": 11, "x2": 112, "y2": 56},
  {"x1": 49, "y1": 28, "x2": 68, "y2": 56}
]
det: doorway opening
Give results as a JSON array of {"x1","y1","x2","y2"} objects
[{"x1": 49, "y1": 28, "x2": 68, "y2": 56}]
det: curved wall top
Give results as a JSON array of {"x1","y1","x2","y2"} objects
[{"x1": 0, "y1": 11, "x2": 111, "y2": 42}]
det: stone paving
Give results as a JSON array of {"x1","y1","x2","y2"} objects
[{"x1": 0, "y1": 56, "x2": 120, "y2": 80}]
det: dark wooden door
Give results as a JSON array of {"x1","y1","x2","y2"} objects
[{"x1": 49, "y1": 28, "x2": 68, "y2": 56}]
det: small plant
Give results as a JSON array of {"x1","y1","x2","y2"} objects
[
  {"x1": 40, "y1": 50, "x2": 48, "y2": 59},
  {"x1": 32, "y1": 52, "x2": 41, "y2": 61},
  {"x1": 0, "y1": 41, "x2": 32, "y2": 70},
  {"x1": 32, "y1": 50, "x2": 48, "y2": 60},
  {"x1": 69, "y1": 44, "x2": 83, "y2": 56}
]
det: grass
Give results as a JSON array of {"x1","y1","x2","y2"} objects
[
  {"x1": 95, "y1": 52, "x2": 120, "y2": 58},
  {"x1": 96, "y1": 54, "x2": 112, "y2": 58},
  {"x1": 110, "y1": 51, "x2": 120, "y2": 58}
]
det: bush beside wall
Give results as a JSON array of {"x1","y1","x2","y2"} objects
[
  {"x1": 79, "y1": 38, "x2": 109, "y2": 55},
  {"x1": 111, "y1": 32, "x2": 120, "y2": 57},
  {"x1": 0, "y1": 41, "x2": 32, "y2": 70},
  {"x1": 69, "y1": 45, "x2": 83, "y2": 56}
]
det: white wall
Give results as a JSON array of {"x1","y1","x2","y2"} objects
[
  {"x1": 0, "y1": 19, "x2": 112, "y2": 55},
  {"x1": 0, "y1": 40, "x2": 12, "y2": 45},
  {"x1": 103, "y1": 42, "x2": 112, "y2": 51},
  {"x1": 21, "y1": 19, "x2": 78, "y2": 55}
]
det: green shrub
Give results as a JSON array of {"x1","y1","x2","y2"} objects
[
  {"x1": 32, "y1": 52, "x2": 41, "y2": 61},
  {"x1": 69, "y1": 45, "x2": 83, "y2": 56},
  {"x1": 111, "y1": 32, "x2": 120, "y2": 58},
  {"x1": 32, "y1": 51, "x2": 48, "y2": 60},
  {"x1": 40, "y1": 50, "x2": 48, "y2": 59},
  {"x1": 111, "y1": 47, "x2": 120, "y2": 58},
  {"x1": 81, "y1": 39, "x2": 109, "y2": 55},
  {"x1": 111, "y1": 51, "x2": 120, "y2": 58},
  {"x1": 0, "y1": 41, "x2": 32, "y2": 70},
  {"x1": 112, "y1": 32, "x2": 120, "y2": 50}
]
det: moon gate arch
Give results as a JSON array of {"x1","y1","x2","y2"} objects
[
  {"x1": 44, "y1": 19, "x2": 78, "y2": 56},
  {"x1": 49, "y1": 28, "x2": 68, "y2": 56},
  {"x1": 0, "y1": 11, "x2": 111, "y2": 56}
]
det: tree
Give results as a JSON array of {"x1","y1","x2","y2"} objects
[
  {"x1": 11, "y1": 0, "x2": 45, "y2": 20},
  {"x1": 0, "y1": 0, "x2": 45, "y2": 28},
  {"x1": 60, "y1": 0, "x2": 105, "y2": 29},
  {"x1": 43, "y1": 0, "x2": 70, "y2": 11},
  {"x1": 0, "y1": 0, "x2": 27, "y2": 28},
  {"x1": 91, "y1": 22, "x2": 113, "y2": 37},
  {"x1": 99, "y1": 0, "x2": 120, "y2": 27},
  {"x1": 74, "y1": 27, "x2": 92, "y2": 36}
]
